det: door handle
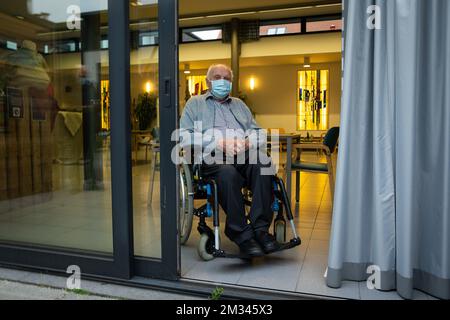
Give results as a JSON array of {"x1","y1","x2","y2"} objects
[{"x1": 163, "y1": 77, "x2": 171, "y2": 108}]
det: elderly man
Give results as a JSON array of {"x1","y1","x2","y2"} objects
[{"x1": 180, "y1": 64, "x2": 279, "y2": 257}]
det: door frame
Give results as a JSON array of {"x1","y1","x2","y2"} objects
[
  {"x1": 132, "y1": 0, "x2": 180, "y2": 280},
  {"x1": 0, "y1": 0, "x2": 180, "y2": 281}
]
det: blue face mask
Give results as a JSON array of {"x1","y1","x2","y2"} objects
[{"x1": 210, "y1": 79, "x2": 232, "y2": 99}]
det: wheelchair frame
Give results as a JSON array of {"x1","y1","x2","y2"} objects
[{"x1": 179, "y1": 163, "x2": 301, "y2": 261}]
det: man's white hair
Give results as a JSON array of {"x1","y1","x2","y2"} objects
[{"x1": 206, "y1": 64, "x2": 234, "y2": 81}]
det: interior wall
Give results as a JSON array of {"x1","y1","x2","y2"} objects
[
  {"x1": 179, "y1": 62, "x2": 341, "y2": 134},
  {"x1": 40, "y1": 32, "x2": 342, "y2": 132},
  {"x1": 45, "y1": 33, "x2": 341, "y2": 70},
  {"x1": 0, "y1": 47, "x2": 9, "y2": 59},
  {"x1": 246, "y1": 62, "x2": 341, "y2": 133},
  {"x1": 241, "y1": 33, "x2": 341, "y2": 58}
]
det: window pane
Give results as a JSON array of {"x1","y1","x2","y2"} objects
[
  {"x1": 182, "y1": 26, "x2": 222, "y2": 42},
  {"x1": 260, "y1": 22, "x2": 301, "y2": 36},
  {"x1": 0, "y1": 1, "x2": 113, "y2": 253},
  {"x1": 306, "y1": 18, "x2": 342, "y2": 32},
  {"x1": 6, "y1": 41, "x2": 17, "y2": 51},
  {"x1": 139, "y1": 31, "x2": 158, "y2": 46},
  {"x1": 101, "y1": 39, "x2": 109, "y2": 49}
]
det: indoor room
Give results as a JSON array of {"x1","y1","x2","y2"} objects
[
  {"x1": 0, "y1": 0, "x2": 348, "y2": 298},
  {"x1": 0, "y1": 0, "x2": 402, "y2": 299},
  {"x1": 0, "y1": 0, "x2": 447, "y2": 301},
  {"x1": 136, "y1": 0, "x2": 348, "y2": 298}
]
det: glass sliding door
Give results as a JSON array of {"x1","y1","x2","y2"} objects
[
  {"x1": 129, "y1": 0, "x2": 161, "y2": 259},
  {"x1": 0, "y1": 0, "x2": 179, "y2": 280},
  {"x1": 0, "y1": 0, "x2": 113, "y2": 254},
  {"x1": 130, "y1": 0, "x2": 179, "y2": 279}
]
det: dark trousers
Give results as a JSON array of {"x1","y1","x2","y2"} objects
[{"x1": 202, "y1": 155, "x2": 274, "y2": 245}]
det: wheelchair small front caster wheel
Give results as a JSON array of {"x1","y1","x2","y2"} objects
[
  {"x1": 198, "y1": 233, "x2": 215, "y2": 261},
  {"x1": 274, "y1": 220, "x2": 286, "y2": 244}
]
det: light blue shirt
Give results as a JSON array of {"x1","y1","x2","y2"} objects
[
  {"x1": 180, "y1": 91, "x2": 262, "y2": 151},
  {"x1": 208, "y1": 93, "x2": 246, "y2": 141}
]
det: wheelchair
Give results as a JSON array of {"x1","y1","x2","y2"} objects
[{"x1": 178, "y1": 161, "x2": 301, "y2": 261}]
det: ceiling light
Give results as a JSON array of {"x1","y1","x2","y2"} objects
[
  {"x1": 315, "y1": 4, "x2": 341, "y2": 8},
  {"x1": 205, "y1": 11, "x2": 257, "y2": 19},
  {"x1": 184, "y1": 64, "x2": 191, "y2": 74},
  {"x1": 259, "y1": 6, "x2": 313, "y2": 13},
  {"x1": 16, "y1": 15, "x2": 25, "y2": 20},
  {"x1": 191, "y1": 29, "x2": 221, "y2": 41},
  {"x1": 178, "y1": 3, "x2": 341, "y2": 22},
  {"x1": 303, "y1": 57, "x2": 311, "y2": 68},
  {"x1": 179, "y1": 16, "x2": 206, "y2": 22}
]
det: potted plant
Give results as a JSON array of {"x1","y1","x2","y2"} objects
[{"x1": 135, "y1": 92, "x2": 157, "y2": 131}]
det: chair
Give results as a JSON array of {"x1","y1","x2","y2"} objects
[
  {"x1": 267, "y1": 128, "x2": 287, "y2": 153},
  {"x1": 300, "y1": 132, "x2": 327, "y2": 156},
  {"x1": 138, "y1": 135, "x2": 152, "y2": 161},
  {"x1": 291, "y1": 127, "x2": 340, "y2": 212}
]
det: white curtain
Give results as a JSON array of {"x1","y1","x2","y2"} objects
[{"x1": 327, "y1": 0, "x2": 450, "y2": 299}]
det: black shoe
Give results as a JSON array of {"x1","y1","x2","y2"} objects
[
  {"x1": 238, "y1": 239, "x2": 265, "y2": 257},
  {"x1": 255, "y1": 231, "x2": 279, "y2": 254}
]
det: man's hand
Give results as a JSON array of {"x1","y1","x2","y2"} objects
[{"x1": 217, "y1": 138, "x2": 250, "y2": 156}]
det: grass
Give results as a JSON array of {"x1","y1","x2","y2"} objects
[
  {"x1": 210, "y1": 287, "x2": 224, "y2": 300},
  {"x1": 66, "y1": 288, "x2": 91, "y2": 296}
]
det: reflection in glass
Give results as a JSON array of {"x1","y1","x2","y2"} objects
[
  {"x1": 129, "y1": 0, "x2": 161, "y2": 258},
  {"x1": 0, "y1": 2, "x2": 112, "y2": 253}
]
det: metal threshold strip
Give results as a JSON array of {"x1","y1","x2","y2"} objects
[
  {"x1": 75, "y1": 275, "x2": 343, "y2": 300},
  {"x1": 175, "y1": 277, "x2": 344, "y2": 300},
  {"x1": 0, "y1": 263, "x2": 344, "y2": 300}
]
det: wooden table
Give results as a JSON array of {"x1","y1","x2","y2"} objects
[{"x1": 269, "y1": 133, "x2": 302, "y2": 205}]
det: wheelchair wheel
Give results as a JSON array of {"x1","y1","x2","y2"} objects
[
  {"x1": 274, "y1": 219, "x2": 286, "y2": 244},
  {"x1": 198, "y1": 233, "x2": 215, "y2": 261},
  {"x1": 179, "y1": 163, "x2": 194, "y2": 245}
]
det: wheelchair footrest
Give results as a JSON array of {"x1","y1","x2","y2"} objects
[
  {"x1": 212, "y1": 250, "x2": 253, "y2": 260},
  {"x1": 211, "y1": 237, "x2": 302, "y2": 260},
  {"x1": 274, "y1": 237, "x2": 302, "y2": 252}
]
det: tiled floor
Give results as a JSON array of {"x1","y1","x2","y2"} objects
[
  {"x1": 179, "y1": 164, "x2": 360, "y2": 299},
  {"x1": 0, "y1": 147, "x2": 436, "y2": 300},
  {"x1": 0, "y1": 146, "x2": 162, "y2": 256},
  {"x1": 179, "y1": 152, "x2": 436, "y2": 300}
]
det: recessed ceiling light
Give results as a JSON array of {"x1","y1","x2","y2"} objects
[
  {"x1": 16, "y1": 15, "x2": 25, "y2": 20},
  {"x1": 205, "y1": 11, "x2": 257, "y2": 18},
  {"x1": 184, "y1": 64, "x2": 191, "y2": 74},
  {"x1": 191, "y1": 30, "x2": 221, "y2": 41},
  {"x1": 303, "y1": 57, "x2": 311, "y2": 68}
]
